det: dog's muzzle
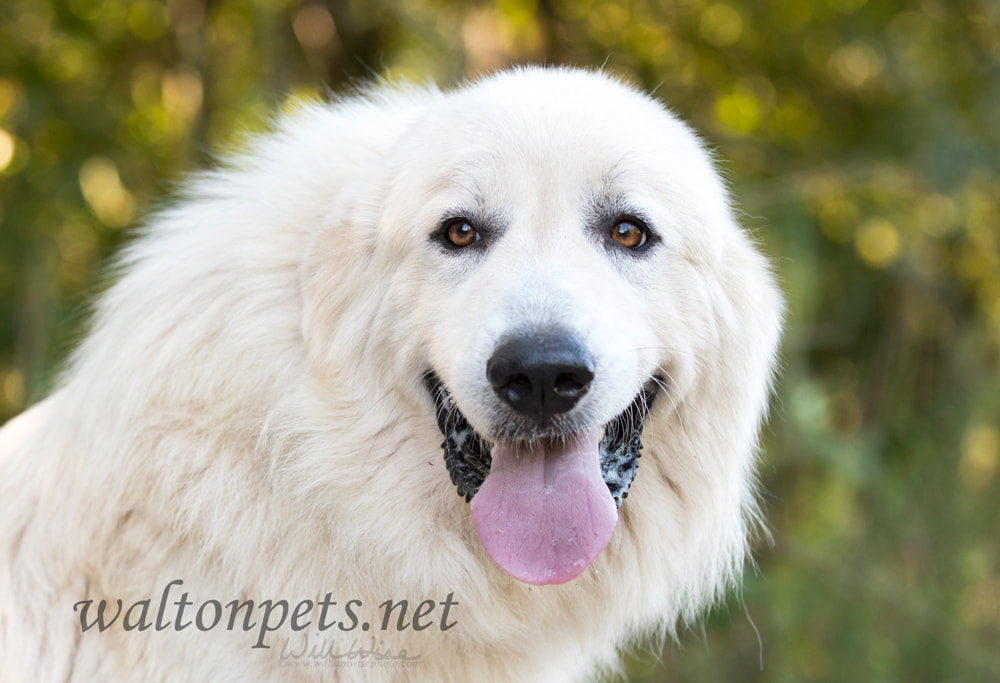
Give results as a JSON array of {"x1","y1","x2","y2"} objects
[{"x1": 423, "y1": 372, "x2": 659, "y2": 507}]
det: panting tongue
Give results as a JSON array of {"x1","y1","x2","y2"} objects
[{"x1": 470, "y1": 428, "x2": 617, "y2": 585}]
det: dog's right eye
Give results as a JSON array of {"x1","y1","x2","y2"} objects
[{"x1": 444, "y1": 219, "x2": 480, "y2": 248}]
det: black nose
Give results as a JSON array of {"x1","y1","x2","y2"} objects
[{"x1": 486, "y1": 330, "x2": 595, "y2": 425}]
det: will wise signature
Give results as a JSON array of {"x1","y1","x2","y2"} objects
[{"x1": 280, "y1": 634, "x2": 422, "y2": 662}]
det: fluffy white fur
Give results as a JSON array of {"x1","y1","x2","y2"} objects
[{"x1": 0, "y1": 67, "x2": 783, "y2": 682}]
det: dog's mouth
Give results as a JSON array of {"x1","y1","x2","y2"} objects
[{"x1": 424, "y1": 372, "x2": 659, "y2": 585}]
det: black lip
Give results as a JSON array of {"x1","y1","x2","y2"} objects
[{"x1": 423, "y1": 371, "x2": 660, "y2": 507}]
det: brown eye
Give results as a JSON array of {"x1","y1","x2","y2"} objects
[
  {"x1": 610, "y1": 220, "x2": 647, "y2": 249},
  {"x1": 445, "y1": 220, "x2": 480, "y2": 248}
]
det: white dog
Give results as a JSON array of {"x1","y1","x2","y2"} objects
[{"x1": 0, "y1": 67, "x2": 782, "y2": 681}]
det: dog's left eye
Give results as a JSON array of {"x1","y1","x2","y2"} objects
[
  {"x1": 609, "y1": 220, "x2": 648, "y2": 250},
  {"x1": 444, "y1": 219, "x2": 480, "y2": 248}
]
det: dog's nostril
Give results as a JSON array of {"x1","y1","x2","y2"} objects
[
  {"x1": 498, "y1": 374, "x2": 532, "y2": 405},
  {"x1": 486, "y1": 330, "x2": 595, "y2": 425},
  {"x1": 553, "y1": 372, "x2": 590, "y2": 399}
]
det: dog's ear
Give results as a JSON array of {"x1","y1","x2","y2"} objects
[
  {"x1": 698, "y1": 224, "x2": 784, "y2": 504},
  {"x1": 299, "y1": 187, "x2": 385, "y2": 373},
  {"x1": 698, "y1": 226, "x2": 784, "y2": 465},
  {"x1": 731, "y1": 230, "x2": 784, "y2": 414}
]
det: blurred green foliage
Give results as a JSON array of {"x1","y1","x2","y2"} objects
[{"x1": 1, "y1": 0, "x2": 999, "y2": 680}]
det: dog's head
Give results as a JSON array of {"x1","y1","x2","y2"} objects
[{"x1": 303, "y1": 67, "x2": 783, "y2": 587}]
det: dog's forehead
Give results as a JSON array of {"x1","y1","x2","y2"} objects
[
  {"x1": 420, "y1": 73, "x2": 701, "y2": 206},
  {"x1": 447, "y1": 81, "x2": 663, "y2": 172}
]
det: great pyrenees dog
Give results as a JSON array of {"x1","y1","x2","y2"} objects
[{"x1": 0, "y1": 67, "x2": 782, "y2": 681}]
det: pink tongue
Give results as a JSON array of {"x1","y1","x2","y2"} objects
[{"x1": 470, "y1": 429, "x2": 617, "y2": 585}]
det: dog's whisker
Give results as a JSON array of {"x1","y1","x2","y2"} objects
[
  {"x1": 625, "y1": 345, "x2": 701, "y2": 358},
  {"x1": 650, "y1": 363, "x2": 745, "y2": 462},
  {"x1": 357, "y1": 394, "x2": 404, "y2": 477}
]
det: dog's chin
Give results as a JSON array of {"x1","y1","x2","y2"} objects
[{"x1": 424, "y1": 371, "x2": 659, "y2": 585}]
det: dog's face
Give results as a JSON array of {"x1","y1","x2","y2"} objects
[{"x1": 305, "y1": 69, "x2": 778, "y2": 587}]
